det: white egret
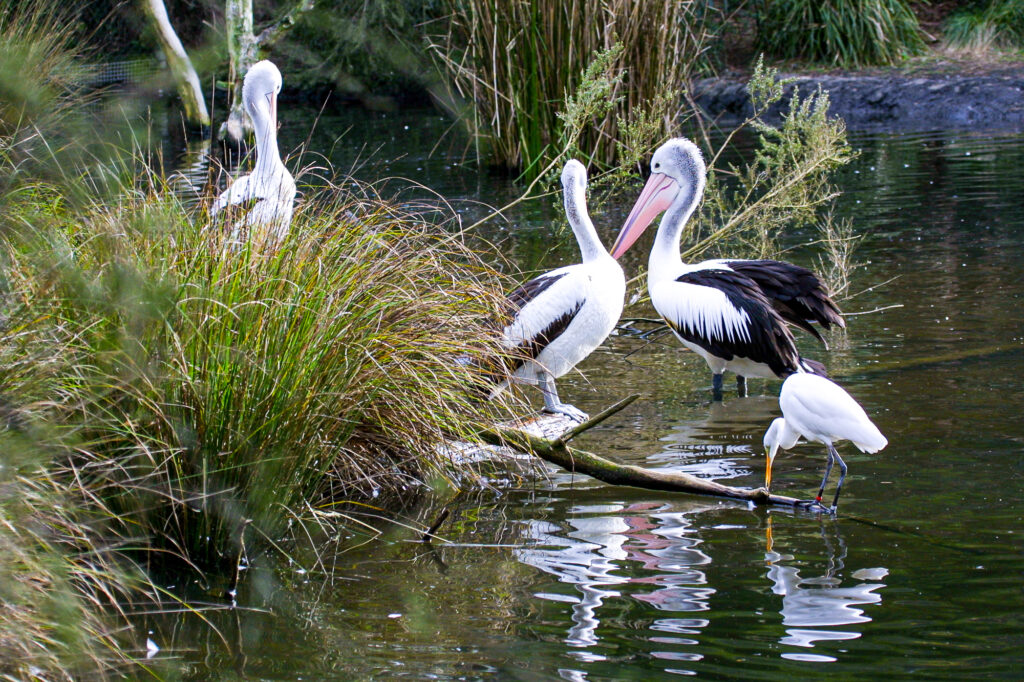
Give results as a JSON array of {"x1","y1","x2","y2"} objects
[
  {"x1": 608, "y1": 138, "x2": 842, "y2": 399},
  {"x1": 763, "y1": 373, "x2": 888, "y2": 512}
]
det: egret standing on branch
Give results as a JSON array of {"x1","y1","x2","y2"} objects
[
  {"x1": 490, "y1": 159, "x2": 625, "y2": 422},
  {"x1": 763, "y1": 373, "x2": 888, "y2": 512},
  {"x1": 608, "y1": 137, "x2": 841, "y2": 399},
  {"x1": 210, "y1": 60, "x2": 296, "y2": 244}
]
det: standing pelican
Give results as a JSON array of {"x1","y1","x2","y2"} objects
[
  {"x1": 210, "y1": 60, "x2": 296, "y2": 243},
  {"x1": 609, "y1": 138, "x2": 841, "y2": 399},
  {"x1": 763, "y1": 373, "x2": 888, "y2": 512},
  {"x1": 491, "y1": 159, "x2": 625, "y2": 421}
]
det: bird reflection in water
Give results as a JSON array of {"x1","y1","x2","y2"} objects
[
  {"x1": 764, "y1": 514, "x2": 889, "y2": 662},
  {"x1": 516, "y1": 502, "x2": 715, "y2": 661}
]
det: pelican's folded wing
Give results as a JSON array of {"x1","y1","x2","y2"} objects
[
  {"x1": 504, "y1": 267, "x2": 588, "y2": 363},
  {"x1": 659, "y1": 268, "x2": 801, "y2": 377}
]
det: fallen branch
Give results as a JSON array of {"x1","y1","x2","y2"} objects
[{"x1": 480, "y1": 400, "x2": 801, "y2": 507}]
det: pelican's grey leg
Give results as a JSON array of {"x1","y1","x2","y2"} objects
[
  {"x1": 538, "y1": 372, "x2": 588, "y2": 422},
  {"x1": 712, "y1": 373, "x2": 724, "y2": 401},
  {"x1": 736, "y1": 375, "x2": 747, "y2": 397}
]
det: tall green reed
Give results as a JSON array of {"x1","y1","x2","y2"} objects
[
  {"x1": 429, "y1": 0, "x2": 711, "y2": 179},
  {"x1": 944, "y1": 0, "x2": 1024, "y2": 52}
]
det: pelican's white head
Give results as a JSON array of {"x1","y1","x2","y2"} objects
[
  {"x1": 561, "y1": 158, "x2": 587, "y2": 193},
  {"x1": 243, "y1": 60, "x2": 283, "y2": 132},
  {"x1": 609, "y1": 138, "x2": 706, "y2": 259}
]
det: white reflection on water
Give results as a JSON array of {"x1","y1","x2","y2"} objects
[
  {"x1": 765, "y1": 517, "x2": 888, "y2": 660},
  {"x1": 648, "y1": 397, "x2": 780, "y2": 479},
  {"x1": 517, "y1": 503, "x2": 715, "y2": 657}
]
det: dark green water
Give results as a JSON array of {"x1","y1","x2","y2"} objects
[{"x1": 153, "y1": 111, "x2": 1024, "y2": 679}]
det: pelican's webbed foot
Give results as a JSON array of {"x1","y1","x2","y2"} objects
[
  {"x1": 538, "y1": 372, "x2": 588, "y2": 422},
  {"x1": 543, "y1": 402, "x2": 589, "y2": 423}
]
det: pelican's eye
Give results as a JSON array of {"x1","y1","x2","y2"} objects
[{"x1": 653, "y1": 162, "x2": 661, "y2": 170}]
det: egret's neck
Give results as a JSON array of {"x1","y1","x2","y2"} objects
[
  {"x1": 565, "y1": 182, "x2": 607, "y2": 263},
  {"x1": 648, "y1": 176, "x2": 703, "y2": 282}
]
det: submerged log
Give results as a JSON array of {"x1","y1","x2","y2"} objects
[{"x1": 480, "y1": 395, "x2": 801, "y2": 507}]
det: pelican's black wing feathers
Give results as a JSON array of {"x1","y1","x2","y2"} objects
[
  {"x1": 668, "y1": 268, "x2": 802, "y2": 377},
  {"x1": 721, "y1": 259, "x2": 844, "y2": 345}
]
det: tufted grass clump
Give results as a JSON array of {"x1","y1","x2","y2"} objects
[
  {"x1": 756, "y1": 0, "x2": 926, "y2": 67},
  {"x1": 944, "y1": 0, "x2": 1024, "y2": 52},
  {"x1": 2, "y1": 175, "x2": 512, "y2": 573}
]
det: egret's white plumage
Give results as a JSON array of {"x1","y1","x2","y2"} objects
[
  {"x1": 211, "y1": 60, "x2": 295, "y2": 243},
  {"x1": 763, "y1": 373, "x2": 888, "y2": 511},
  {"x1": 609, "y1": 138, "x2": 840, "y2": 399},
  {"x1": 492, "y1": 159, "x2": 625, "y2": 421}
]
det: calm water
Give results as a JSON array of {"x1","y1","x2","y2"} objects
[{"x1": 152, "y1": 110, "x2": 1024, "y2": 679}]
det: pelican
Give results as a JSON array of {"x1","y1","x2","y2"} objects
[
  {"x1": 764, "y1": 373, "x2": 888, "y2": 512},
  {"x1": 491, "y1": 159, "x2": 626, "y2": 421},
  {"x1": 609, "y1": 137, "x2": 841, "y2": 399},
  {"x1": 210, "y1": 60, "x2": 295, "y2": 243}
]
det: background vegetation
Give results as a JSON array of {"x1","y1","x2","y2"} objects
[
  {"x1": 944, "y1": 0, "x2": 1024, "y2": 52},
  {"x1": 427, "y1": 0, "x2": 713, "y2": 179},
  {"x1": 755, "y1": 0, "x2": 926, "y2": 67}
]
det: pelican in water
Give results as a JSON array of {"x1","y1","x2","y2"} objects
[
  {"x1": 764, "y1": 373, "x2": 888, "y2": 512},
  {"x1": 210, "y1": 60, "x2": 295, "y2": 243},
  {"x1": 609, "y1": 138, "x2": 842, "y2": 400},
  {"x1": 491, "y1": 159, "x2": 625, "y2": 421}
]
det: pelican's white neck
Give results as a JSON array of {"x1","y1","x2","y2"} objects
[
  {"x1": 564, "y1": 177, "x2": 607, "y2": 263},
  {"x1": 648, "y1": 171, "x2": 704, "y2": 282},
  {"x1": 250, "y1": 95, "x2": 283, "y2": 178}
]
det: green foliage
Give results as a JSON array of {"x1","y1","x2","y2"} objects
[
  {"x1": 429, "y1": 0, "x2": 712, "y2": 180},
  {"x1": 687, "y1": 59, "x2": 855, "y2": 261},
  {"x1": 756, "y1": 0, "x2": 926, "y2": 67},
  {"x1": 944, "y1": 0, "x2": 1024, "y2": 51},
  {"x1": 277, "y1": 0, "x2": 444, "y2": 100},
  {"x1": 2, "y1": 176, "x2": 511, "y2": 571}
]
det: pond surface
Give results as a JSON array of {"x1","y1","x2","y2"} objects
[{"x1": 154, "y1": 108, "x2": 1024, "y2": 679}]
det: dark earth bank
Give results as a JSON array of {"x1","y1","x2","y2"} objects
[{"x1": 694, "y1": 65, "x2": 1024, "y2": 131}]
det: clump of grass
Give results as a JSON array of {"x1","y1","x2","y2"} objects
[
  {"x1": 944, "y1": 0, "x2": 1024, "y2": 52},
  {"x1": 429, "y1": 0, "x2": 713, "y2": 179},
  {"x1": 2, "y1": 174, "x2": 513, "y2": 571},
  {"x1": 756, "y1": 0, "x2": 926, "y2": 67},
  {"x1": 0, "y1": 448, "x2": 146, "y2": 678},
  {"x1": 0, "y1": 2, "x2": 95, "y2": 191}
]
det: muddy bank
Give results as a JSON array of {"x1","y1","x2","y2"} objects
[{"x1": 693, "y1": 68, "x2": 1024, "y2": 132}]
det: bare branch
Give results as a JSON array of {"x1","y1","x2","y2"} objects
[{"x1": 256, "y1": 0, "x2": 317, "y2": 49}]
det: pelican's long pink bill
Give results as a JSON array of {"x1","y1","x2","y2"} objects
[{"x1": 609, "y1": 172, "x2": 678, "y2": 259}]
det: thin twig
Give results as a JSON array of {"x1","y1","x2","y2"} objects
[{"x1": 555, "y1": 393, "x2": 639, "y2": 445}]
